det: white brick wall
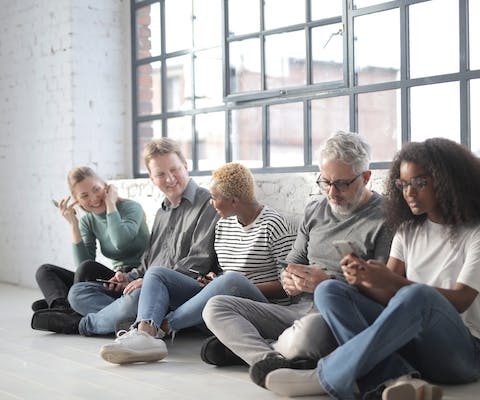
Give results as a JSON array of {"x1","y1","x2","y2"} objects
[
  {"x1": 0, "y1": 0, "x2": 131, "y2": 287},
  {"x1": 0, "y1": 0, "x2": 390, "y2": 289},
  {"x1": 111, "y1": 169, "x2": 389, "y2": 235}
]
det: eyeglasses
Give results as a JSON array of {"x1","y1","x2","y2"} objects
[
  {"x1": 394, "y1": 176, "x2": 429, "y2": 192},
  {"x1": 316, "y1": 173, "x2": 363, "y2": 192}
]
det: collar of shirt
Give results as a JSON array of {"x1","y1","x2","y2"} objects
[{"x1": 161, "y1": 178, "x2": 198, "y2": 210}]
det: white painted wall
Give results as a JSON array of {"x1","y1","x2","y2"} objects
[{"x1": 0, "y1": 0, "x2": 131, "y2": 287}]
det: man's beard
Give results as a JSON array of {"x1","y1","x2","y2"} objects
[{"x1": 329, "y1": 187, "x2": 365, "y2": 216}]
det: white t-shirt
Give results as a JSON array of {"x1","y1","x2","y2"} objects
[{"x1": 390, "y1": 219, "x2": 480, "y2": 338}]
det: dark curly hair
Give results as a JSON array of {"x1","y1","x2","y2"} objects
[{"x1": 385, "y1": 138, "x2": 480, "y2": 233}]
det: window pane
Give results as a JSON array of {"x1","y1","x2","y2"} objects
[
  {"x1": 229, "y1": 38, "x2": 261, "y2": 93},
  {"x1": 228, "y1": 0, "x2": 259, "y2": 36},
  {"x1": 136, "y1": 62, "x2": 161, "y2": 116},
  {"x1": 410, "y1": 82, "x2": 460, "y2": 143},
  {"x1": 311, "y1": 97, "x2": 349, "y2": 161},
  {"x1": 312, "y1": 23, "x2": 344, "y2": 84},
  {"x1": 167, "y1": 116, "x2": 193, "y2": 169},
  {"x1": 353, "y1": 0, "x2": 386, "y2": 8},
  {"x1": 165, "y1": 0, "x2": 192, "y2": 53},
  {"x1": 354, "y1": 9, "x2": 400, "y2": 85},
  {"x1": 471, "y1": 79, "x2": 480, "y2": 156},
  {"x1": 265, "y1": 31, "x2": 306, "y2": 89},
  {"x1": 264, "y1": 0, "x2": 305, "y2": 30},
  {"x1": 357, "y1": 89, "x2": 400, "y2": 162},
  {"x1": 269, "y1": 103, "x2": 303, "y2": 167},
  {"x1": 311, "y1": 0, "x2": 342, "y2": 20},
  {"x1": 136, "y1": 3, "x2": 161, "y2": 59},
  {"x1": 231, "y1": 108, "x2": 263, "y2": 168},
  {"x1": 409, "y1": 0, "x2": 459, "y2": 78},
  {"x1": 470, "y1": 0, "x2": 480, "y2": 70},
  {"x1": 194, "y1": 0, "x2": 222, "y2": 49},
  {"x1": 194, "y1": 47, "x2": 223, "y2": 108},
  {"x1": 137, "y1": 120, "x2": 162, "y2": 174},
  {"x1": 166, "y1": 55, "x2": 192, "y2": 111},
  {"x1": 197, "y1": 112, "x2": 226, "y2": 171}
]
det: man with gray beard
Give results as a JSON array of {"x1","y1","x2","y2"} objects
[{"x1": 200, "y1": 131, "x2": 393, "y2": 390}]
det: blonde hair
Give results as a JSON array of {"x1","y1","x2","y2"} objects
[
  {"x1": 211, "y1": 163, "x2": 255, "y2": 202},
  {"x1": 143, "y1": 138, "x2": 186, "y2": 172},
  {"x1": 67, "y1": 167, "x2": 105, "y2": 196}
]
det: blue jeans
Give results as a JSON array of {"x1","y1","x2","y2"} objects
[
  {"x1": 68, "y1": 282, "x2": 140, "y2": 336},
  {"x1": 138, "y1": 267, "x2": 269, "y2": 331},
  {"x1": 314, "y1": 280, "x2": 480, "y2": 400}
]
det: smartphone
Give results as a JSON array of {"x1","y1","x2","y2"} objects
[
  {"x1": 277, "y1": 260, "x2": 289, "y2": 267},
  {"x1": 51, "y1": 199, "x2": 59, "y2": 208},
  {"x1": 96, "y1": 278, "x2": 119, "y2": 285},
  {"x1": 332, "y1": 240, "x2": 361, "y2": 258},
  {"x1": 188, "y1": 267, "x2": 205, "y2": 277}
]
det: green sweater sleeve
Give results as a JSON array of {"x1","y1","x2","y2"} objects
[
  {"x1": 106, "y1": 200, "x2": 145, "y2": 250},
  {"x1": 72, "y1": 216, "x2": 97, "y2": 266}
]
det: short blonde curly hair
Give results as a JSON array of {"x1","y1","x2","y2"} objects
[{"x1": 211, "y1": 163, "x2": 255, "y2": 202}]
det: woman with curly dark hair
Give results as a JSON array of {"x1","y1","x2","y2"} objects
[{"x1": 261, "y1": 138, "x2": 480, "y2": 400}]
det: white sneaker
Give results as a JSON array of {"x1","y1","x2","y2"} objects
[
  {"x1": 382, "y1": 375, "x2": 443, "y2": 400},
  {"x1": 100, "y1": 329, "x2": 168, "y2": 364},
  {"x1": 265, "y1": 368, "x2": 326, "y2": 397}
]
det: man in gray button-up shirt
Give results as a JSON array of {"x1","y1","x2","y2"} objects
[{"x1": 34, "y1": 138, "x2": 219, "y2": 336}]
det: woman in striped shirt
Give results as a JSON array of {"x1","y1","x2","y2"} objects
[{"x1": 99, "y1": 163, "x2": 297, "y2": 364}]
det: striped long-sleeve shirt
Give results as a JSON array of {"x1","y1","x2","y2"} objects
[{"x1": 214, "y1": 205, "x2": 297, "y2": 287}]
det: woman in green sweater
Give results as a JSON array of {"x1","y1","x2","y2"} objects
[{"x1": 31, "y1": 167, "x2": 149, "y2": 318}]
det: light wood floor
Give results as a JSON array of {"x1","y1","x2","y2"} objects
[{"x1": 1, "y1": 283, "x2": 479, "y2": 399}]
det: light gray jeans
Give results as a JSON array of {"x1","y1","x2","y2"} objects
[{"x1": 202, "y1": 295, "x2": 337, "y2": 365}]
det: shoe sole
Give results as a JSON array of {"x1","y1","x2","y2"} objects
[
  {"x1": 100, "y1": 348, "x2": 168, "y2": 365},
  {"x1": 249, "y1": 356, "x2": 316, "y2": 388},
  {"x1": 382, "y1": 382, "x2": 443, "y2": 400}
]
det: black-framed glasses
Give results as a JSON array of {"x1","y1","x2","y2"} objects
[
  {"x1": 316, "y1": 173, "x2": 363, "y2": 192},
  {"x1": 394, "y1": 176, "x2": 429, "y2": 192}
]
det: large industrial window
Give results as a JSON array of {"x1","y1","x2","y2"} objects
[{"x1": 131, "y1": 0, "x2": 480, "y2": 176}]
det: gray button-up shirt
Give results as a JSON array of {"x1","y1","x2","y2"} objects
[{"x1": 127, "y1": 178, "x2": 220, "y2": 280}]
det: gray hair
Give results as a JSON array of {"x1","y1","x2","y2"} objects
[{"x1": 319, "y1": 131, "x2": 371, "y2": 174}]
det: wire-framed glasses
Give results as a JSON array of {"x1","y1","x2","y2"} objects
[{"x1": 394, "y1": 176, "x2": 429, "y2": 192}]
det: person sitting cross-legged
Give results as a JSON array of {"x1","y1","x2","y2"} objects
[
  {"x1": 35, "y1": 137, "x2": 220, "y2": 359},
  {"x1": 201, "y1": 131, "x2": 393, "y2": 388},
  {"x1": 99, "y1": 162, "x2": 298, "y2": 364},
  {"x1": 263, "y1": 138, "x2": 480, "y2": 400}
]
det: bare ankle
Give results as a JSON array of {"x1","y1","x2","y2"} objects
[
  {"x1": 160, "y1": 319, "x2": 170, "y2": 334},
  {"x1": 138, "y1": 320, "x2": 156, "y2": 337}
]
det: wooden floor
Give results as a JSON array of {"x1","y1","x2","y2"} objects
[{"x1": 1, "y1": 283, "x2": 479, "y2": 400}]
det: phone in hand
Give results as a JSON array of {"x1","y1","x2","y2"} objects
[
  {"x1": 96, "y1": 278, "x2": 120, "y2": 285},
  {"x1": 332, "y1": 240, "x2": 361, "y2": 258},
  {"x1": 277, "y1": 260, "x2": 289, "y2": 268},
  {"x1": 188, "y1": 267, "x2": 206, "y2": 277}
]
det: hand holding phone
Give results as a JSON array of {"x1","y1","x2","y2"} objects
[
  {"x1": 332, "y1": 240, "x2": 361, "y2": 258},
  {"x1": 96, "y1": 278, "x2": 120, "y2": 285},
  {"x1": 188, "y1": 267, "x2": 205, "y2": 277}
]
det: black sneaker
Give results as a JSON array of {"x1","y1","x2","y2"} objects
[
  {"x1": 31, "y1": 309, "x2": 82, "y2": 334},
  {"x1": 249, "y1": 352, "x2": 317, "y2": 388},
  {"x1": 200, "y1": 335, "x2": 246, "y2": 366},
  {"x1": 31, "y1": 299, "x2": 48, "y2": 312}
]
